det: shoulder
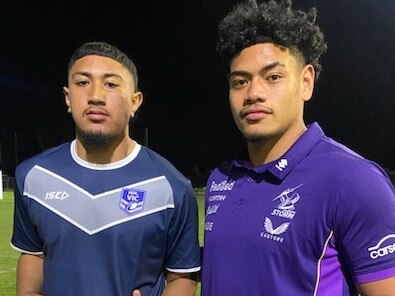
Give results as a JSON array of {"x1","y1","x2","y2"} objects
[
  {"x1": 15, "y1": 142, "x2": 71, "y2": 179},
  {"x1": 310, "y1": 136, "x2": 389, "y2": 183},
  {"x1": 310, "y1": 137, "x2": 394, "y2": 215},
  {"x1": 138, "y1": 146, "x2": 193, "y2": 190}
]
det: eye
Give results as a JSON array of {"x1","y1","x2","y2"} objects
[
  {"x1": 230, "y1": 78, "x2": 248, "y2": 89},
  {"x1": 267, "y1": 74, "x2": 282, "y2": 82},
  {"x1": 75, "y1": 80, "x2": 89, "y2": 86},
  {"x1": 105, "y1": 82, "x2": 119, "y2": 88}
]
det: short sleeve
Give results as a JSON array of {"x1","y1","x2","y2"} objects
[
  {"x1": 334, "y1": 162, "x2": 395, "y2": 283},
  {"x1": 11, "y1": 169, "x2": 43, "y2": 254},
  {"x1": 165, "y1": 182, "x2": 201, "y2": 273}
]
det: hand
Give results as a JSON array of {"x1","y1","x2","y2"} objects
[{"x1": 132, "y1": 289, "x2": 142, "y2": 296}]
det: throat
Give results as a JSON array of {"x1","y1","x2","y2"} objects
[{"x1": 76, "y1": 137, "x2": 135, "y2": 164}]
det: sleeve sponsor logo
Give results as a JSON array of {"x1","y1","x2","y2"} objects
[{"x1": 368, "y1": 234, "x2": 395, "y2": 259}]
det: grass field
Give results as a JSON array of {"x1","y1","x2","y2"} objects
[
  {"x1": 0, "y1": 191, "x2": 19, "y2": 296},
  {"x1": 0, "y1": 189, "x2": 205, "y2": 296}
]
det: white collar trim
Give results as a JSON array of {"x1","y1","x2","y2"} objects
[{"x1": 70, "y1": 140, "x2": 141, "y2": 170}]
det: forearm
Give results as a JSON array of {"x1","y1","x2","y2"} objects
[
  {"x1": 162, "y1": 272, "x2": 197, "y2": 296},
  {"x1": 17, "y1": 253, "x2": 44, "y2": 296}
]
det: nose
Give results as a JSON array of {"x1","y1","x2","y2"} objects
[
  {"x1": 244, "y1": 77, "x2": 265, "y2": 105},
  {"x1": 88, "y1": 83, "x2": 105, "y2": 105}
]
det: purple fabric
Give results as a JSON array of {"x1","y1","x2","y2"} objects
[
  {"x1": 316, "y1": 235, "x2": 343, "y2": 295},
  {"x1": 202, "y1": 122, "x2": 395, "y2": 296},
  {"x1": 355, "y1": 266, "x2": 395, "y2": 284}
]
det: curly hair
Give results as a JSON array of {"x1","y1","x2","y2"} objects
[
  {"x1": 217, "y1": 0, "x2": 327, "y2": 79},
  {"x1": 68, "y1": 41, "x2": 139, "y2": 90}
]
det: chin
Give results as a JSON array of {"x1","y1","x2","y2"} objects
[
  {"x1": 78, "y1": 129, "x2": 116, "y2": 148},
  {"x1": 240, "y1": 127, "x2": 271, "y2": 143},
  {"x1": 244, "y1": 134, "x2": 270, "y2": 143}
]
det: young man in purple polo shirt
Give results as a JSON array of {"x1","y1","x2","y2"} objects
[{"x1": 201, "y1": 0, "x2": 395, "y2": 295}]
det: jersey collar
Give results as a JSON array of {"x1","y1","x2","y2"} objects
[
  {"x1": 70, "y1": 140, "x2": 142, "y2": 170},
  {"x1": 231, "y1": 122, "x2": 324, "y2": 180}
]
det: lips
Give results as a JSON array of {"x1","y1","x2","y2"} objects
[
  {"x1": 85, "y1": 108, "x2": 108, "y2": 122},
  {"x1": 240, "y1": 106, "x2": 272, "y2": 121}
]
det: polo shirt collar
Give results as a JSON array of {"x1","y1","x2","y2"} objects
[{"x1": 231, "y1": 122, "x2": 324, "y2": 180}]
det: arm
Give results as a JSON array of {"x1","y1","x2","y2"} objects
[
  {"x1": 17, "y1": 253, "x2": 44, "y2": 296},
  {"x1": 357, "y1": 277, "x2": 395, "y2": 296},
  {"x1": 131, "y1": 272, "x2": 197, "y2": 296},
  {"x1": 162, "y1": 272, "x2": 197, "y2": 296}
]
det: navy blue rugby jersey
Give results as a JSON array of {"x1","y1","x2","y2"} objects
[{"x1": 12, "y1": 141, "x2": 201, "y2": 296}]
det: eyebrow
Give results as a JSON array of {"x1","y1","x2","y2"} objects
[
  {"x1": 71, "y1": 71, "x2": 124, "y2": 80},
  {"x1": 229, "y1": 61, "x2": 286, "y2": 79}
]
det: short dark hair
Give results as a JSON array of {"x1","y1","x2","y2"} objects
[
  {"x1": 68, "y1": 41, "x2": 139, "y2": 89},
  {"x1": 217, "y1": 0, "x2": 327, "y2": 79}
]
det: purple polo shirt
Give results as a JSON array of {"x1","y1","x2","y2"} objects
[{"x1": 202, "y1": 122, "x2": 395, "y2": 296}]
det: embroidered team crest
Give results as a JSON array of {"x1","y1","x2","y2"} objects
[
  {"x1": 119, "y1": 188, "x2": 145, "y2": 215},
  {"x1": 273, "y1": 184, "x2": 303, "y2": 211}
]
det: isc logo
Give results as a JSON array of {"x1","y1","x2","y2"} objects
[{"x1": 45, "y1": 191, "x2": 69, "y2": 200}]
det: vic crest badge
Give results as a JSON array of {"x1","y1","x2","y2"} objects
[{"x1": 119, "y1": 188, "x2": 145, "y2": 215}]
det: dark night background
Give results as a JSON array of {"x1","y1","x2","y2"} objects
[{"x1": 0, "y1": 0, "x2": 394, "y2": 185}]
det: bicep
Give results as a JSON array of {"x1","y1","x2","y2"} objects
[
  {"x1": 357, "y1": 276, "x2": 395, "y2": 296},
  {"x1": 17, "y1": 254, "x2": 44, "y2": 295},
  {"x1": 163, "y1": 272, "x2": 197, "y2": 296}
]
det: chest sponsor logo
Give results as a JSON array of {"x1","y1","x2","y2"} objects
[
  {"x1": 204, "y1": 204, "x2": 221, "y2": 232},
  {"x1": 206, "y1": 204, "x2": 220, "y2": 217},
  {"x1": 205, "y1": 221, "x2": 214, "y2": 231},
  {"x1": 209, "y1": 180, "x2": 235, "y2": 192},
  {"x1": 119, "y1": 188, "x2": 146, "y2": 215},
  {"x1": 45, "y1": 191, "x2": 69, "y2": 200},
  {"x1": 208, "y1": 194, "x2": 226, "y2": 202},
  {"x1": 264, "y1": 217, "x2": 290, "y2": 235},
  {"x1": 368, "y1": 234, "x2": 395, "y2": 259}
]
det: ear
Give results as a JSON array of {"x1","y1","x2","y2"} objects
[
  {"x1": 130, "y1": 91, "x2": 143, "y2": 118},
  {"x1": 301, "y1": 64, "x2": 315, "y2": 102},
  {"x1": 63, "y1": 86, "x2": 71, "y2": 113}
]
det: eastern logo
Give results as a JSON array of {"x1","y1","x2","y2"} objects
[
  {"x1": 119, "y1": 188, "x2": 145, "y2": 215},
  {"x1": 368, "y1": 234, "x2": 395, "y2": 259}
]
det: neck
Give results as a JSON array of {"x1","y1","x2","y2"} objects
[
  {"x1": 75, "y1": 136, "x2": 135, "y2": 164},
  {"x1": 247, "y1": 123, "x2": 307, "y2": 166}
]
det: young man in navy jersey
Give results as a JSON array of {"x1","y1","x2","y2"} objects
[
  {"x1": 202, "y1": 1, "x2": 395, "y2": 295},
  {"x1": 12, "y1": 41, "x2": 200, "y2": 296}
]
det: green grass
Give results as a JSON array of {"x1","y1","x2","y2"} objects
[
  {"x1": 0, "y1": 189, "x2": 206, "y2": 296},
  {"x1": 0, "y1": 191, "x2": 19, "y2": 296},
  {"x1": 196, "y1": 188, "x2": 205, "y2": 246}
]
